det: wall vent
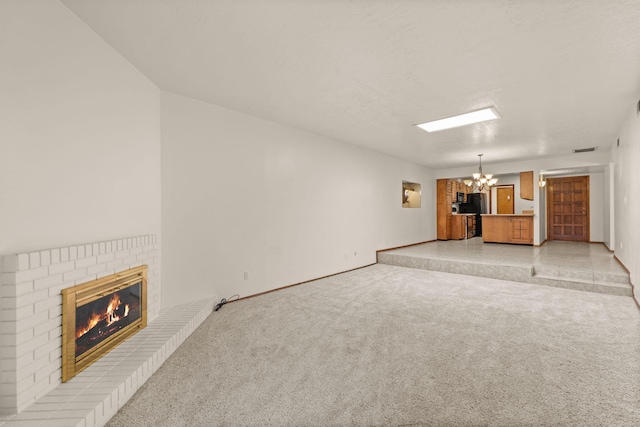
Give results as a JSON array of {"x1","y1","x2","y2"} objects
[{"x1": 572, "y1": 147, "x2": 597, "y2": 153}]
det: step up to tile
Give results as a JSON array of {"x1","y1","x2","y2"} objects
[{"x1": 378, "y1": 252, "x2": 632, "y2": 297}]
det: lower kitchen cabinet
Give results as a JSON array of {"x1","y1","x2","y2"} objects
[{"x1": 481, "y1": 215, "x2": 533, "y2": 245}]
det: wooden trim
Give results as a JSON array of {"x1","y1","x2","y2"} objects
[
  {"x1": 613, "y1": 255, "x2": 639, "y2": 311},
  {"x1": 375, "y1": 240, "x2": 435, "y2": 262},
  {"x1": 614, "y1": 255, "x2": 631, "y2": 275},
  {"x1": 231, "y1": 240, "x2": 435, "y2": 304},
  {"x1": 233, "y1": 263, "x2": 377, "y2": 303}
]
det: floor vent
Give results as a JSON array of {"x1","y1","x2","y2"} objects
[{"x1": 573, "y1": 147, "x2": 597, "y2": 153}]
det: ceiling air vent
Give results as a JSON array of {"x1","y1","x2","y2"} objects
[{"x1": 572, "y1": 147, "x2": 597, "y2": 153}]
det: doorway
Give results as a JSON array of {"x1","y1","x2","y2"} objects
[
  {"x1": 547, "y1": 176, "x2": 589, "y2": 242},
  {"x1": 496, "y1": 186, "x2": 514, "y2": 214}
]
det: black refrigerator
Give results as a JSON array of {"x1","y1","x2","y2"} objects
[{"x1": 459, "y1": 193, "x2": 487, "y2": 236}]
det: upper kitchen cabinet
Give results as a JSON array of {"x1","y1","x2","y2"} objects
[{"x1": 520, "y1": 171, "x2": 534, "y2": 200}]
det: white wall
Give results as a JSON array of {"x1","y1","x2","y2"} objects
[
  {"x1": 0, "y1": 1, "x2": 162, "y2": 256},
  {"x1": 488, "y1": 173, "x2": 535, "y2": 215},
  {"x1": 614, "y1": 102, "x2": 640, "y2": 298},
  {"x1": 603, "y1": 162, "x2": 614, "y2": 250},
  {"x1": 161, "y1": 92, "x2": 434, "y2": 307}
]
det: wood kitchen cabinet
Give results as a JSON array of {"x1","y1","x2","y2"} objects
[
  {"x1": 451, "y1": 214, "x2": 476, "y2": 240},
  {"x1": 437, "y1": 178, "x2": 470, "y2": 240},
  {"x1": 436, "y1": 179, "x2": 452, "y2": 240},
  {"x1": 520, "y1": 171, "x2": 534, "y2": 201},
  {"x1": 481, "y1": 214, "x2": 533, "y2": 245}
]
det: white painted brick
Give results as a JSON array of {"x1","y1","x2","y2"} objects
[
  {"x1": 86, "y1": 264, "x2": 106, "y2": 277},
  {"x1": 96, "y1": 253, "x2": 114, "y2": 264},
  {"x1": 98, "y1": 242, "x2": 106, "y2": 255},
  {"x1": 39, "y1": 250, "x2": 51, "y2": 267},
  {"x1": 85, "y1": 245, "x2": 93, "y2": 258},
  {"x1": 49, "y1": 368, "x2": 61, "y2": 383},
  {"x1": 116, "y1": 240, "x2": 123, "y2": 251},
  {"x1": 48, "y1": 261, "x2": 75, "y2": 276},
  {"x1": 73, "y1": 275, "x2": 96, "y2": 286},
  {"x1": 17, "y1": 354, "x2": 49, "y2": 384},
  {"x1": 60, "y1": 248, "x2": 69, "y2": 263},
  {"x1": 28, "y1": 253, "x2": 41, "y2": 270},
  {"x1": 3, "y1": 305, "x2": 33, "y2": 322},
  {"x1": 3, "y1": 255, "x2": 19, "y2": 273},
  {"x1": 105, "y1": 241, "x2": 112, "y2": 253},
  {"x1": 15, "y1": 328, "x2": 34, "y2": 346},
  {"x1": 14, "y1": 267, "x2": 49, "y2": 285},
  {"x1": 49, "y1": 326, "x2": 62, "y2": 341},
  {"x1": 33, "y1": 317, "x2": 59, "y2": 338},
  {"x1": 2, "y1": 282, "x2": 35, "y2": 299},
  {"x1": 33, "y1": 338, "x2": 60, "y2": 362},
  {"x1": 114, "y1": 249, "x2": 130, "y2": 260},
  {"x1": 15, "y1": 351, "x2": 35, "y2": 371},
  {"x1": 14, "y1": 311, "x2": 48, "y2": 333},
  {"x1": 92, "y1": 244, "x2": 99, "y2": 255},
  {"x1": 34, "y1": 296, "x2": 60, "y2": 314},
  {"x1": 74, "y1": 257, "x2": 97, "y2": 270},
  {"x1": 77, "y1": 245, "x2": 85, "y2": 259},
  {"x1": 49, "y1": 347, "x2": 61, "y2": 363},
  {"x1": 34, "y1": 360, "x2": 58, "y2": 384},
  {"x1": 105, "y1": 259, "x2": 123, "y2": 271},
  {"x1": 49, "y1": 305, "x2": 62, "y2": 320},
  {"x1": 48, "y1": 281, "x2": 72, "y2": 298},
  {"x1": 0, "y1": 321, "x2": 16, "y2": 334},
  {"x1": 33, "y1": 274, "x2": 63, "y2": 292},
  {"x1": 10, "y1": 289, "x2": 49, "y2": 310},
  {"x1": 16, "y1": 254, "x2": 30, "y2": 271},
  {"x1": 50, "y1": 249, "x2": 60, "y2": 265},
  {"x1": 62, "y1": 269, "x2": 88, "y2": 283},
  {"x1": 121, "y1": 255, "x2": 138, "y2": 266},
  {"x1": 96, "y1": 270, "x2": 115, "y2": 279},
  {"x1": 69, "y1": 246, "x2": 77, "y2": 261}
]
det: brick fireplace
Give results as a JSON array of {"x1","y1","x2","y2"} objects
[{"x1": 0, "y1": 235, "x2": 161, "y2": 415}]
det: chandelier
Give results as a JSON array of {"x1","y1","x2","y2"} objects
[{"x1": 463, "y1": 154, "x2": 498, "y2": 192}]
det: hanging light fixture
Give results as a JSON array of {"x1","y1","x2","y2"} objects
[{"x1": 463, "y1": 154, "x2": 498, "y2": 192}]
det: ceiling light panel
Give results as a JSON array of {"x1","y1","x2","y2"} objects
[{"x1": 416, "y1": 108, "x2": 500, "y2": 133}]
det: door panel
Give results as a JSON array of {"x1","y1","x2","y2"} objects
[
  {"x1": 496, "y1": 186, "x2": 514, "y2": 214},
  {"x1": 547, "y1": 176, "x2": 589, "y2": 242}
]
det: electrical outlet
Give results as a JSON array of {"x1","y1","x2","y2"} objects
[{"x1": 243, "y1": 271, "x2": 249, "y2": 280}]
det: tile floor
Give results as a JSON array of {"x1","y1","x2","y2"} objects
[{"x1": 378, "y1": 238, "x2": 632, "y2": 296}]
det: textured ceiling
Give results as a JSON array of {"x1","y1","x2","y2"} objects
[{"x1": 61, "y1": 0, "x2": 640, "y2": 170}]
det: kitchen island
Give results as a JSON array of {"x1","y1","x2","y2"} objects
[{"x1": 481, "y1": 214, "x2": 534, "y2": 245}]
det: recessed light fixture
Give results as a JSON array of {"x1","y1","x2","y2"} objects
[{"x1": 416, "y1": 107, "x2": 500, "y2": 132}]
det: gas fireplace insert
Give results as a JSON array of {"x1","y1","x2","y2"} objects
[{"x1": 61, "y1": 265, "x2": 147, "y2": 382}]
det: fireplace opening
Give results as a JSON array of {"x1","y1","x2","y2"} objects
[
  {"x1": 75, "y1": 281, "x2": 141, "y2": 358},
  {"x1": 62, "y1": 266, "x2": 147, "y2": 382}
]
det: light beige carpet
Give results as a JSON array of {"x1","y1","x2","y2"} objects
[{"x1": 106, "y1": 264, "x2": 640, "y2": 427}]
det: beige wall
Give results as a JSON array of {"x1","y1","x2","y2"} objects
[
  {"x1": 161, "y1": 92, "x2": 435, "y2": 306},
  {"x1": 0, "y1": 1, "x2": 162, "y2": 255}
]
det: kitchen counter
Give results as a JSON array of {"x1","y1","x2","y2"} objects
[
  {"x1": 481, "y1": 214, "x2": 533, "y2": 245},
  {"x1": 481, "y1": 214, "x2": 534, "y2": 217}
]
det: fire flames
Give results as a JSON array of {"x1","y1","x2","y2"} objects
[{"x1": 76, "y1": 293, "x2": 130, "y2": 339}]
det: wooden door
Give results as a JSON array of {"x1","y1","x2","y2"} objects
[
  {"x1": 496, "y1": 186, "x2": 514, "y2": 214},
  {"x1": 547, "y1": 176, "x2": 589, "y2": 242}
]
